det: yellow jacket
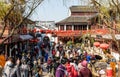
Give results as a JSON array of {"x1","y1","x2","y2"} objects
[{"x1": 0, "y1": 55, "x2": 6, "y2": 68}]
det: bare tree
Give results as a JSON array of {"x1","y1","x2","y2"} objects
[
  {"x1": 90, "y1": 0, "x2": 120, "y2": 51},
  {"x1": 90, "y1": 0, "x2": 120, "y2": 76},
  {"x1": 0, "y1": 0, "x2": 43, "y2": 44}
]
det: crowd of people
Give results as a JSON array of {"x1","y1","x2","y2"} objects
[{"x1": 0, "y1": 40, "x2": 118, "y2": 77}]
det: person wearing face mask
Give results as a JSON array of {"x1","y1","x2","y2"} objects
[
  {"x1": 79, "y1": 60, "x2": 92, "y2": 77},
  {"x1": 55, "y1": 58, "x2": 68, "y2": 77},
  {"x1": 2, "y1": 57, "x2": 20, "y2": 77},
  {"x1": 21, "y1": 60, "x2": 29, "y2": 77},
  {"x1": 2, "y1": 57, "x2": 15, "y2": 77}
]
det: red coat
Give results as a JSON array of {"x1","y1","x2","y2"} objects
[
  {"x1": 71, "y1": 65, "x2": 78, "y2": 77},
  {"x1": 66, "y1": 63, "x2": 71, "y2": 73},
  {"x1": 66, "y1": 63, "x2": 72, "y2": 77}
]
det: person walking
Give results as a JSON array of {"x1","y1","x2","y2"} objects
[
  {"x1": 66, "y1": 60, "x2": 72, "y2": 77},
  {"x1": 55, "y1": 58, "x2": 67, "y2": 77},
  {"x1": 53, "y1": 58, "x2": 60, "y2": 76},
  {"x1": 47, "y1": 57, "x2": 52, "y2": 73},
  {"x1": 79, "y1": 60, "x2": 92, "y2": 77},
  {"x1": 21, "y1": 60, "x2": 29, "y2": 77},
  {"x1": 10, "y1": 58, "x2": 21, "y2": 77},
  {"x1": 2, "y1": 57, "x2": 21, "y2": 77}
]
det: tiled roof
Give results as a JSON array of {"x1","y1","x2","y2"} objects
[
  {"x1": 70, "y1": 6, "x2": 98, "y2": 13},
  {"x1": 58, "y1": 16, "x2": 88, "y2": 23},
  {"x1": 56, "y1": 14, "x2": 98, "y2": 24}
]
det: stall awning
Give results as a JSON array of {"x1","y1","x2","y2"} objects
[
  {"x1": 115, "y1": 34, "x2": 120, "y2": 40},
  {"x1": 91, "y1": 34, "x2": 120, "y2": 40},
  {"x1": 19, "y1": 34, "x2": 33, "y2": 40},
  {"x1": 102, "y1": 34, "x2": 120, "y2": 40},
  {"x1": 102, "y1": 34, "x2": 112, "y2": 39}
]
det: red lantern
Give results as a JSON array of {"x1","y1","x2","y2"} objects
[
  {"x1": 29, "y1": 39, "x2": 39, "y2": 43},
  {"x1": 100, "y1": 43, "x2": 109, "y2": 49},
  {"x1": 34, "y1": 39, "x2": 39, "y2": 42},
  {"x1": 46, "y1": 30, "x2": 51, "y2": 34},
  {"x1": 39, "y1": 29, "x2": 43, "y2": 32},
  {"x1": 33, "y1": 28, "x2": 36, "y2": 33},
  {"x1": 29, "y1": 39, "x2": 34, "y2": 42},
  {"x1": 94, "y1": 42, "x2": 100, "y2": 47}
]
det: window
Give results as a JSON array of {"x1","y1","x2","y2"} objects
[
  {"x1": 60, "y1": 25, "x2": 64, "y2": 30},
  {"x1": 66, "y1": 25, "x2": 72, "y2": 30},
  {"x1": 74, "y1": 25, "x2": 87, "y2": 30},
  {"x1": 74, "y1": 25, "x2": 77, "y2": 30}
]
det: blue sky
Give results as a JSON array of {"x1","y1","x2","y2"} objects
[{"x1": 31, "y1": 0, "x2": 89, "y2": 22}]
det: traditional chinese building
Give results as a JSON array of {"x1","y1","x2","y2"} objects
[
  {"x1": 55, "y1": 6, "x2": 120, "y2": 56},
  {"x1": 56, "y1": 6, "x2": 101, "y2": 43}
]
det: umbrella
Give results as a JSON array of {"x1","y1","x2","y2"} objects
[
  {"x1": 94, "y1": 42, "x2": 100, "y2": 47},
  {"x1": 100, "y1": 43, "x2": 109, "y2": 49}
]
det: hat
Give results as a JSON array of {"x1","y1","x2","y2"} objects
[{"x1": 81, "y1": 60, "x2": 88, "y2": 67}]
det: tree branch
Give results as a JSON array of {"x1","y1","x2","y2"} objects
[
  {"x1": 0, "y1": 0, "x2": 43, "y2": 44},
  {"x1": 111, "y1": 0, "x2": 120, "y2": 14},
  {"x1": 0, "y1": 5, "x2": 15, "y2": 37}
]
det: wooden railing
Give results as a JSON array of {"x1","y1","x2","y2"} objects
[{"x1": 55, "y1": 29, "x2": 110, "y2": 36}]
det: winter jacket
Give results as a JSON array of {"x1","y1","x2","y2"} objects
[
  {"x1": 55, "y1": 64, "x2": 67, "y2": 77},
  {"x1": 79, "y1": 67, "x2": 92, "y2": 77},
  {"x1": 71, "y1": 65, "x2": 78, "y2": 77},
  {"x1": 3, "y1": 61, "x2": 21, "y2": 77},
  {"x1": 86, "y1": 55, "x2": 91, "y2": 63},
  {"x1": 66, "y1": 63, "x2": 72, "y2": 77},
  {"x1": 2, "y1": 61, "x2": 14, "y2": 77}
]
